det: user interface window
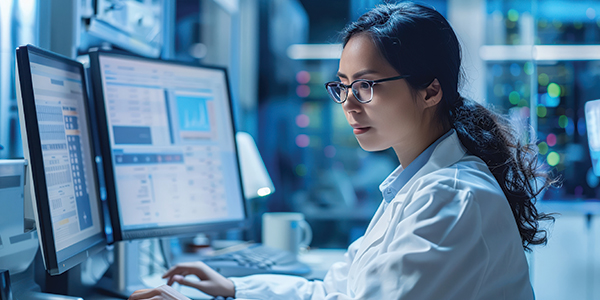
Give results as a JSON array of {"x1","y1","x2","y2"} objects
[
  {"x1": 98, "y1": 55, "x2": 245, "y2": 231},
  {"x1": 29, "y1": 53, "x2": 103, "y2": 261}
]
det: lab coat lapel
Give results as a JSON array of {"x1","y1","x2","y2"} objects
[{"x1": 352, "y1": 133, "x2": 467, "y2": 264}]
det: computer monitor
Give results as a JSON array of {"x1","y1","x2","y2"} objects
[
  {"x1": 15, "y1": 45, "x2": 106, "y2": 275},
  {"x1": 88, "y1": 51, "x2": 247, "y2": 242}
]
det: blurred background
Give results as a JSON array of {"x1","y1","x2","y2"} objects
[{"x1": 2, "y1": 0, "x2": 600, "y2": 298}]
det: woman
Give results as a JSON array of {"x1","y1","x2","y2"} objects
[{"x1": 130, "y1": 3, "x2": 556, "y2": 300}]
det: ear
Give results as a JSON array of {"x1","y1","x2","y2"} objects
[{"x1": 420, "y1": 78, "x2": 443, "y2": 108}]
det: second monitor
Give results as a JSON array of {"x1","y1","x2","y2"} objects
[
  {"x1": 16, "y1": 45, "x2": 106, "y2": 276},
  {"x1": 89, "y1": 51, "x2": 247, "y2": 242}
]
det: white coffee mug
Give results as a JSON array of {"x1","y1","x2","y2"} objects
[{"x1": 262, "y1": 212, "x2": 312, "y2": 255}]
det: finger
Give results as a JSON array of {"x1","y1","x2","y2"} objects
[
  {"x1": 128, "y1": 289, "x2": 158, "y2": 300},
  {"x1": 166, "y1": 275, "x2": 174, "y2": 287},
  {"x1": 163, "y1": 264, "x2": 195, "y2": 278},
  {"x1": 169, "y1": 269, "x2": 193, "y2": 285},
  {"x1": 175, "y1": 276, "x2": 234, "y2": 298},
  {"x1": 163, "y1": 266, "x2": 192, "y2": 280},
  {"x1": 172, "y1": 275, "x2": 205, "y2": 291},
  {"x1": 166, "y1": 273, "x2": 181, "y2": 286},
  {"x1": 162, "y1": 265, "x2": 183, "y2": 279},
  {"x1": 164, "y1": 262, "x2": 203, "y2": 277},
  {"x1": 131, "y1": 289, "x2": 151, "y2": 295}
]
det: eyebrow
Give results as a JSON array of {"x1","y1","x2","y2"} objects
[{"x1": 337, "y1": 69, "x2": 379, "y2": 79}]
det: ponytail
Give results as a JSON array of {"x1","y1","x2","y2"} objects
[{"x1": 452, "y1": 97, "x2": 558, "y2": 251}]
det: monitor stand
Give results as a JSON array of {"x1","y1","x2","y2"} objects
[
  {"x1": 96, "y1": 240, "x2": 148, "y2": 298},
  {"x1": 10, "y1": 262, "x2": 82, "y2": 300}
]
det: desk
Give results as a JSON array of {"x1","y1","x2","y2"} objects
[
  {"x1": 298, "y1": 248, "x2": 346, "y2": 280},
  {"x1": 80, "y1": 248, "x2": 346, "y2": 300}
]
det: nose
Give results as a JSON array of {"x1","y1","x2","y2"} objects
[{"x1": 342, "y1": 89, "x2": 362, "y2": 112}]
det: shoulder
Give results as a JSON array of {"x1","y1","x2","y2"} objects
[
  {"x1": 415, "y1": 153, "x2": 501, "y2": 195},
  {"x1": 399, "y1": 154, "x2": 505, "y2": 214}
]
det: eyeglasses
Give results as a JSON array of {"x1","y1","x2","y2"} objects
[{"x1": 324, "y1": 75, "x2": 410, "y2": 104}]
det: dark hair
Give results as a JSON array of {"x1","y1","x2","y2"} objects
[{"x1": 342, "y1": 2, "x2": 557, "y2": 251}]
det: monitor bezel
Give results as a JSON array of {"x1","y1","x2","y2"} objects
[
  {"x1": 15, "y1": 44, "x2": 107, "y2": 275},
  {"x1": 88, "y1": 50, "x2": 248, "y2": 242}
]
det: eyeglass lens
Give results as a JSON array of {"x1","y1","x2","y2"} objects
[
  {"x1": 351, "y1": 81, "x2": 373, "y2": 103},
  {"x1": 327, "y1": 80, "x2": 373, "y2": 103},
  {"x1": 326, "y1": 84, "x2": 343, "y2": 103}
]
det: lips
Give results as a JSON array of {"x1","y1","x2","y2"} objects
[
  {"x1": 350, "y1": 124, "x2": 371, "y2": 135},
  {"x1": 353, "y1": 128, "x2": 370, "y2": 134}
]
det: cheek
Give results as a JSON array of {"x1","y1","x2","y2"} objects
[
  {"x1": 374, "y1": 106, "x2": 407, "y2": 131},
  {"x1": 374, "y1": 96, "x2": 419, "y2": 127}
]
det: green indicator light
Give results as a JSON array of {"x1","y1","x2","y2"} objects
[
  {"x1": 538, "y1": 73, "x2": 549, "y2": 86},
  {"x1": 558, "y1": 115, "x2": 568, "y2": 128},
  {"x1": 295, "y1": 164, "x2": 307, "y2": 176},
  {"x1": 518, "y1": 99, "x2": 529, "y2": 107},
  {"x1": 547, "y1": 152, "x2": 560, "y2": 166},
  {"x1": 537, "y1": 105, "x2": 547, "y2": 118},
  {"x1": 547, "y1": 83, "x2": 561, "y2": 98},
  {"x1": 524, "y1": 62, "x2": 534, "y2": 75},
  {"x1": 553, "y1": 20, "x2": 563, "y2": 29},
  {"x1": 508, "y1": 9, "x2": 519, "y2": 22},
  {"x1": 509, "y1": 91, "x2": 520, "y2": 105},
  {"x1": 538, "y1": 142, "x2": 548, "y2": 155}
]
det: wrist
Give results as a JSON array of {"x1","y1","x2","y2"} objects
[{"x1": 226, "y1": 278, "x2": 236, "y2": 298}]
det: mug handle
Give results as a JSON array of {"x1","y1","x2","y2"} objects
[{"x1": 299, "y1": 220, "x2": 312, "y2": 248}]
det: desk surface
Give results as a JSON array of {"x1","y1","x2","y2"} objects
[
  {"x1": 80, "y1": 248, "x2": 346, "y2": 300},
  {"x1": 298, "y1": 248, "x2": 346, "y2": 279}
]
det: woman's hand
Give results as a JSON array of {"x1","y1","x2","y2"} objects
[
  {"x1": 129, "y1": 285, "x2": 190, "y2": 300},
  {"x1": 162, "y1": 261, "x2": 236, "y2": 298}
]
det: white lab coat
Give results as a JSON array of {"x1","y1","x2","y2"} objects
[{"x1": 231, "y1": 132, "x2": 534, "y2": 300}]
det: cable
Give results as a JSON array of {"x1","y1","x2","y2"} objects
[
  {"x1": 138, "y1": 248, "x2": 168, "y2": 274},
  {"x1": 159, "y1": 238, "x2": 171, "y2": 269}
]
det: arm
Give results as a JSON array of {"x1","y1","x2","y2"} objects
[
  {"x1": 230, "y1": 236, "x2": 364, "y2": 300},
  {"x1": 138, "y1": 237, "x2": 364, "y2": 300},
  {"x1": 133, "y1": 185, "x2": 488, "y2": 300},
  {"x1": 233, "y1": 187, "x2": 485, "y2": 300},
  {"x1": 230, "y1": 184, "x2": 485, "y2": 300},
  {"x1": 128, "y1": 261, "x2": 235, "y2": 300},
  {"x1": 231, "y1": 200, "x2": 394, "y2": 299},
  {"x1": 130, "y1": 235, "x2": 365, "y2": 300}
]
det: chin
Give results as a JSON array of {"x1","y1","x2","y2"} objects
[{"x1": 356, "y1": 138, "x2": 388, "y2": 152}]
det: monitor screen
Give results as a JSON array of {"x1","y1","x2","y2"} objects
[
  {"x1": 15, "y1": 45, "x2": 106, "y2": 275},
  {"x1": 89, "y1": 51, "x2": 246, "y2": 241}
]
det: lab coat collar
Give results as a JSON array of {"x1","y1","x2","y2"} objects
[{"x1": 379, "y1": 129, "x2": 455, "y2": 203}]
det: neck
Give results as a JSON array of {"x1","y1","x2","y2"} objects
[{"x1": 393, "y1": 123, "x2": 446, "y2": 168}]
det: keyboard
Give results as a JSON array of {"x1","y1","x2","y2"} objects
[{"x1": 199, "y1": 244, "x2": 312, "y2": 277}]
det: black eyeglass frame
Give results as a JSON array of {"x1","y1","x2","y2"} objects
[{"x1": 324, "y1": 74, "x2": 410, "y2": 104}]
